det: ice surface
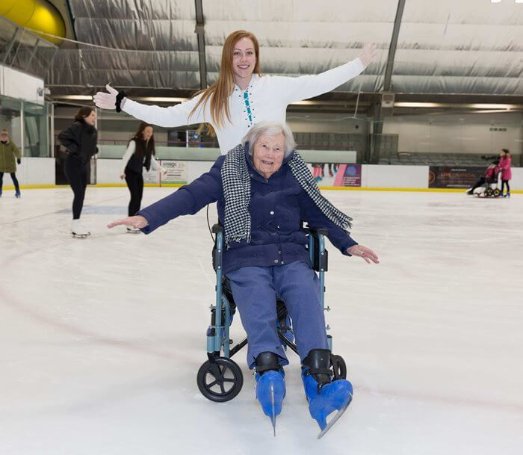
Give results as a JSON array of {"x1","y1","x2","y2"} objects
[{"x1": 1, "y1": 187, "x2": 522, "y2": 454}]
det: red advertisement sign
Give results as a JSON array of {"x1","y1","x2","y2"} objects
[{"x1": 429, "y1": 166, "x2": 484, "y2": 188}]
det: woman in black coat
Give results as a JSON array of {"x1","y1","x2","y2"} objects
[{"x1": 58, "y1": 107, "x2": 98, "y2": 237}]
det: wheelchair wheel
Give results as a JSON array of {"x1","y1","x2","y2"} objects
[
  {"x1": 331, "y1": 354, "x2": 347, "y2": 380},
  {"x1": 493, "y1": 188, "x2": 501, "y2": 198},
  {"x1": 197, "y1": 357, "x2": 243, "y2": 402},
  {"x1": 485, "y1": 188, "x2": 493, "y2": 197}
]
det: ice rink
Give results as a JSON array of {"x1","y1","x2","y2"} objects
[{"x1": 1, "y1": 187, "x2": 522, "y2": 455}]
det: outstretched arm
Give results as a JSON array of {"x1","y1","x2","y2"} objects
[
  {"x1": 93, "y1": 84, "x2": 206, "y2": 128},
  {"x1": 299, "y1": 189, "x2": 379, "y2": 264},
  {"x1": 277, "y1": 42, "x2": 378, "y2": 103},
  {"x1": 107, "y1": 156, "x2": 225, "y2": 234}
]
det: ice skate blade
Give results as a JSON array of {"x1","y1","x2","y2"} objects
[
  {"x1": 270, "y1": 384, "x2": 277, "y2": 437},
  {"x1": 72, "y1": 232, "x2": 91, "y2": 239},
  {"x1": 270, "y1": 415, "x2": 276, "y2": 437},
  {"x1": 317, "y1": 394, "x2": 352, "y2": 439},
  {"x1": 126, "y1": 229, "x2": 141, "y2": 234}
]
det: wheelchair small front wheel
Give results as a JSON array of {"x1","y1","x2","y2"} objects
[
  {"x1": 331, "y1": 354, "x2": 347, "y2": 380},
  {"x1": 197, "y1": 357, "x2": 243, "y2": 402}
]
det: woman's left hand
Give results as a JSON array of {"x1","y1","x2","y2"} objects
[
  {"x1": 359, "y1": 43, "x2": 377, "y2": 67},
  {"x1": 347, "y1": 244, "x2": 380, "y2": 264}
]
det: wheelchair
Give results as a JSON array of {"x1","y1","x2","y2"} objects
[
  {"x1": 196, "y1": 224, "x2": 347, "y2": 402},
  {"x1": 474, "y1": 180, "x2": 502, "y2": 198}
]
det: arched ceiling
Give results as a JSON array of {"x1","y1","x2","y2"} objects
[{"x1": 1, "y1": 0, "x2": 522, "y2": 112}]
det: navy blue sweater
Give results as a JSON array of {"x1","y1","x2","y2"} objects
[{"x1": 139, "y1": 150, "x2": 357, "y2": 274}]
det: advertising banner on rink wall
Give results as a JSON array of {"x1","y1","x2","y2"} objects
[
  {"x1": 159, "y1": 160, "x2": 188, "y2": 184},
  {"x1": 143, "y1": 168, "x2": 160, "y2": 184},
  {"x1": 307, "y1": 163, "x2": 361, "y2": 187},
  {"x1": 428, "y1": 166, "x2": 484, "y2": 189}
]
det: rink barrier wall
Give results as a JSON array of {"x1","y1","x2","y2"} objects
[{"x1": 5, "y1": 157, "x2": 523, "y2": 192}]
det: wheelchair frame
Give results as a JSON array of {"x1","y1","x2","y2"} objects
[{"x1": 196, "y1": 224, "x2": 345, "y2": 402}]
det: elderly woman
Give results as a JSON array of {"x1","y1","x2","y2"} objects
[{"x1": 108, "y1": 122, "x2": 379, "y2": 433}]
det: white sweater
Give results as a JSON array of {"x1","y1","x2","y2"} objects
[{"x1": 123, "y1": 58, "x2": 365, "y2": 154}]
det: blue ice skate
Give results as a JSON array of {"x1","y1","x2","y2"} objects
[
  {"x1": 254, "y1": 352, "x2": 286, "y2": 435},
  {"x1": 302, "y1": 349, "x2": 353, "y2": 437}
]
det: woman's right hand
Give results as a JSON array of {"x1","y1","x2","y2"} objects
[
  {"x1": 107, "y1": 215, "x2": 149, "y2": 229},
  {"x1": 93, "y1": 84, "x2": 119, "y2": 110}
]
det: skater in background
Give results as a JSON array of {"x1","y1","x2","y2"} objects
[
  {"x1": 311, "y1": 163, "x2": 325, "y2": 182},
  {"x1": 106, "y1": 122, "x2": 379, "y2": 434},
  {"x1": 0, "y1": 129, "x2": 22, "y2": 198},
  {"x1": 58, "y1": 107, "x2": 98, "y2": 237},
  {"x1": 328, "y1": 162, "x2": 338, "y2": 177},
  {"x1": 120, "y1": 122, "x2": 166, "y2": 233},
  {"x1": 497, "y1": 148, "x2": 512, "y2": 198},
  {"x1": 94, "y1": 30, "x2": 377, "y2": 154}
]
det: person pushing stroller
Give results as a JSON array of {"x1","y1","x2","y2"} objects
[{"x1": 466, "y1": 158, "x2": 500, "y2": 197}]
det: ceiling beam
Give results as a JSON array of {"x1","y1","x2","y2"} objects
[
  {"x1": 383, "y1": 0, "x2": 406, "y2": 92},
  {"x1": 194, "y1": 0, "x2": 207, "y2": 89},
  {"x1": 370, "y1": 0, "x2": 407, "y2": 163}
]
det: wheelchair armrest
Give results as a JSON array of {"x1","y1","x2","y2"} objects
[
  {"x1": 212, "y1": 224, "x2": 224, "y2": 271},
  {"x1": 307, "y1": 228, "x2": 328, "y2": 272},
  {"x1": 212, "y1": 224, "x2": 223, "y2": 234},
  {"x1": 309, "y1": 228, "x2": 328, "y2": 237}
]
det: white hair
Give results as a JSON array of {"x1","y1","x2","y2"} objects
[{"x1": 242, "y1": 122, "x2": 296, "y2": 157}]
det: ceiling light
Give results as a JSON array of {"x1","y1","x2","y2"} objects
[
  {"x1": 137, "y1": 97, "x2": 188, "y2": 102},
  {"x1": 393, "y1": 102, "x2": 520, "y2": 110},
  {"x1": 468, "y1": 103, "x2": 513, "y2": 109},
  {"x1": 56, "y1": 95, "x2": 93, "y2": 100},
  {"x1": 393, "y1": 102, "x2": 443, "y2": 108},
  {"x1": 289, "y1": 101, "x2": 318, "y2": 106}
]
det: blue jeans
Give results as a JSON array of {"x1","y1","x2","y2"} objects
[{"x1": 227, "y1": 261, "x2": 329, "y2": 369}]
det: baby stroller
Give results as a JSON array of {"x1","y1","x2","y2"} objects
[
  {"x1": 196, "y1": 224, "x2": 347, "y2": 403},
  {"x1": 467, "y1": 159, "x2": 501, "y2": 198}
]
